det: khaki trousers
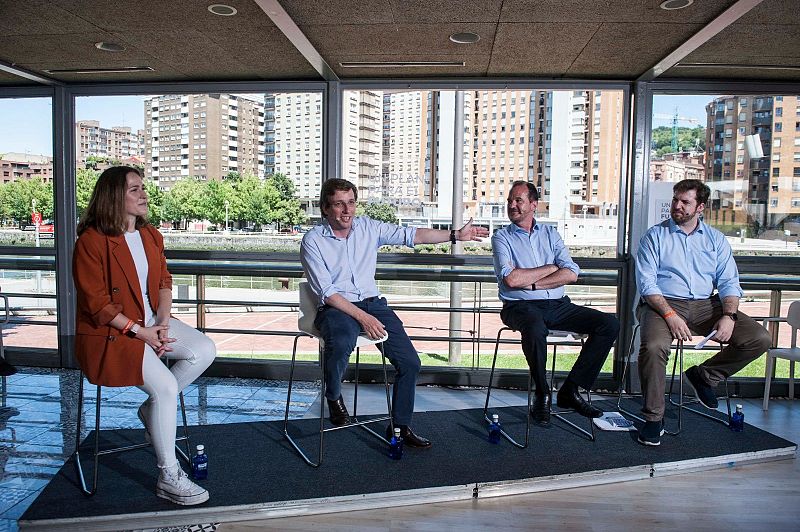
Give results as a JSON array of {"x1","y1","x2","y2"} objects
[{"x1": 636, "y1": 296, "x2": 770, "y2": 422}]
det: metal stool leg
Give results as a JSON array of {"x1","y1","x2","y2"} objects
[
  {"x1": 548, "y1": 339, "x2": 595, "y2": 441},
  {"x1": 283, "y1": 334, "x2": 393, "y2": 467},
  {"x1": 667, "y1": 340, "x2": 733, "y2": 433},
  {"x1": 483, "y1": 327, "x2": 531, "y2": 448},
  {"x1": 616, "y1": 324, "x2": 647, "y2": 423}
]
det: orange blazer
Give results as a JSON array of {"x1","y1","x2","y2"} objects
[{"x1": 72, "y1": 225, "x2": 172, "y2": 386}]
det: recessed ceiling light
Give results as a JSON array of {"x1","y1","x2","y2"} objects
[
  {"x1": 675, "y1": 62, "x2": 800, "y2": 71},
  {"x1": 42, "y1": 66, "x2": 154, "y2": 74},
  {"x1": 208, "y1": 4, "x2": 237, "y2": 16},
  {"x1": 660, "y1": 0, "x2": 693, "y2": 10},
  {"x1": 94, "y1": 42, "x2": 125, "y2": 52},
  {"x1": 339, "y1": 61, "x2": 465, "y2": 68},
  {"x1": 449, "y1": 32, "x2": 480, "y2": 44}
]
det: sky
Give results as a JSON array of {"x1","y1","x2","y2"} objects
[{"x1": 0, "y1": 93, "x2": 719, "y2": 158}]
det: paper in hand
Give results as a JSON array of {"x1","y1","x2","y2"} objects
[{"x1": 695, "y1": 329, "x2": 717, "y2": 349}]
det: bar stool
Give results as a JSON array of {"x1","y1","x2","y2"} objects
[
  {"x1": 483, "y1": 326, "x2": 595, "y2": 447},
  {"x1": 73, "y1": 369, "x2": 192, "y2": 496},
  {"x1": 283, "y1": 282, "x2": 393, "y2": 467},
  {"x1": 616, "y1": 324, "x2": 731, "y2": 435}
]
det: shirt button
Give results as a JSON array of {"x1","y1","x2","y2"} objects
[{"x1": 112, "y1": 287, "x2": 120, "y2": 293}]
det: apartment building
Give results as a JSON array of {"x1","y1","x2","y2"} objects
[
  {"x1": 0, "y1": 152, "x2": 53, "y2": 184},
  {"x1": 75, "y1": 120, "x2": 144, "y2": 168},
  {"x1": 144, "y1": 94, "x2": 264, "y2": 189}
]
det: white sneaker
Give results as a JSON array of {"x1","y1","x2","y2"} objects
[
  {"x1": 156, "y1": 464, "x2": 209, "y2": 506},
  {"x1": 137, "y1": 401, "x2": 151, "y2": 444}
]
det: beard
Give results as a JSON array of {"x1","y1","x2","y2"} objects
[{"x1": 670, "y1": 209, "x2": 696, "y2": 224}]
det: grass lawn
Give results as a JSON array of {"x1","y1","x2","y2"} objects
[{"x1": 219, "y1": 350, "x2": 795, "y2": 379}]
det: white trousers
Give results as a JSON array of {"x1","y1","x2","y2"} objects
[{"x1": 137, "y1": 317, "x2": 216, "y2": 468}]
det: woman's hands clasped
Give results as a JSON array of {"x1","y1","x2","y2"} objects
[{"x1": 136, "y1": 323, "x2": 176, "y2": 357}]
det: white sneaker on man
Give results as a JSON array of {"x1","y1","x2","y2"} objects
[{"x1": 156, "y1": 464, "x2": 209, "y2": 505}]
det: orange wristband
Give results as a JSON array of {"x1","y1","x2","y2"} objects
[
  {"x1": 663, "y1": 310, "x2": 677, "y2": 319},
  {"x1": 121, "y1": 319, "x2": 134, "y2": 334}
]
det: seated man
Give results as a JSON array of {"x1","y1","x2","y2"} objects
[
  {"x1": 635, "y1": 178, "x2": 770, "y2": 446},
  {"x1": 300, "y1": 178, "x2": 488, "y2": 448},
  {"x1": 491, "y1": 181, "x2": 619, "y2": 426}
]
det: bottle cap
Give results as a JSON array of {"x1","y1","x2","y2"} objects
[
  {"x1": 196, "y1": 444, "x2": 205, "y2": 452},
  {"x1": 736, "y1": 404, "x2": 743, "y2": 409},
  {"x1": 492, "y1": 414, "x2": 499, "y2": 422},
  {"x1": 394, "y1": 427, "x2": 401, "y2": 435}
]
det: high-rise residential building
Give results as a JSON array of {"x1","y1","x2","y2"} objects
[
  {"x1": 704, "y1": 95, "x2": 800, "y2": 228},
  {"x1": 343, "y1": 90, "x2": 383, "y2": 202},
  {"x1": 75, "y1": 120, "x2": 144, "y2": 168},
  {"x1": 264, "y1": 92, "x2": 323, "y2": 212},
  {"x1": 144, "y1": 94, "x2": 264, "y2": 189},
  {"x1": 0, "y1": 153, "x2": 53, "y2": 184}
]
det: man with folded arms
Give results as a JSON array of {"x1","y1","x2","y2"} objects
[
  {"x1": 635, "y1": 178, "x2": 770, "y2": 446},
  {"x1": 492, "y1": 180, "x2": 619, "y2": 426},
  {"x1": 301, "y1": 178, "x2": 488, "y2": 448}
]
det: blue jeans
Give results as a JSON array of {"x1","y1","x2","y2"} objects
[
  {"x1": 500, "y1": 297, "x2": 619, "y2": 395},
  {"x1": 314, "y1": 297, "x2": 421, "y2": 426}
]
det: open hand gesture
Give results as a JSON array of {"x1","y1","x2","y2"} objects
[{"x1": 456, "y1": 217, "x2": 489, "y2": 241}]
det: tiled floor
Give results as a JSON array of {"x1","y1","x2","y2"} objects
[{"x1": 0, "y1": 367, "x2": 797, "y2": 532}]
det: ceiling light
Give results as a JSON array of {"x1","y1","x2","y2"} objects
[
  {"x1": 94, "y1": 42, "x2": 125, "y2": 52},
  {"x1": 42, "y1": 66, "x2": 155, "y2": 74},
  {"x1": 449, "y1": 32, "x2": 480, "y2": 44},
  {"x1": 339, "y1": 61, "x2": 465, "y2": 68},
  {"x1": 660, "y1": 0, "x2": 693, "y2": 10},
  {"x1": 208, "y1": 4, "x2": 237, "y2": 16},
  {"x1": 675, "y1": 62, "x2": 800, "y2": 71}
]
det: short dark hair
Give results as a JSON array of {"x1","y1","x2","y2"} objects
[
  {"x1": 673, "y1": 179, "x2": 710, "y2": 205},
  {"x1": 319, "y1": 178, "x2": 358, "y2": 211},
  {"x1": 510, "y1": 180, "x2": 538, "y2": 202}
]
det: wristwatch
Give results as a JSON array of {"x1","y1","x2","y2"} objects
[
  {"x1": 126, "y1": 323, "x2": 140, "y2": 338},
  {"x1": 722, "y1": 312, "x2": 738, "y2": 321},
  {"x1": 449, "y1": 229, "x2": 457, "y2": 244}
]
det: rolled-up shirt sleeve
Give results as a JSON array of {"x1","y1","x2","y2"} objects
[
  {"x1": 636, "y1": 230, "x2": 662, "y2": 297},
  {"x1": 550, "y1": 229, "x2": 580, "y2": 277},
  {"x1": 73, "y1": 235, "x2": 123, "y2": 326},
  {"x1": 491, "y1": 232, "x2": 515, "y2": 282},
  {"x1": 300, "y1": 233, "x2": 337, "y2": 306},
  {"x1": 714, "y1": 235, "x2": 743, "y2": 298},
  {"x1": 373, "y1": 218, "x2": 416, "y2": 248}
]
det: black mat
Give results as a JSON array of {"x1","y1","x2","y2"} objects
[{"x1": 21, "y1": 400, "x2": 797, "y2": 522}]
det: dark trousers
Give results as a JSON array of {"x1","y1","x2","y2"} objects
[
  {"x1": 500, "y1": 297, "x2": 619, "y2": 395},
  {"x1": 315, "y1": 297, "x2": 421, "y2": 426},
  {"x1": 637, "y1": 296, "x2": 770, "y2": 422}
]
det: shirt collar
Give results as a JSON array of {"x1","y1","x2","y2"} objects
[
  {"x1": 667, "y1": 217, "x2": 705, "y2": 235},
  {"x1": 507, "y1": 221, "x2": 539, "y2": 234}
]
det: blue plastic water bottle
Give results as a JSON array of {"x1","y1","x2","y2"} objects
[
  {"x1": 488, "y1": 414, "x2": 502, "y2": 444},
  {"x1": 388, "y1": 427, "x2": 404, "y2": 460},
  {"x1": 192, "y1": 444, "x2": 208, "y2": 479},
  {"x1": 729, "y1": 404, "x2": 744, "y2": 432}
]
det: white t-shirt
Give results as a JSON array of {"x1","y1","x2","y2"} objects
[{"x1": 124, "y1": 229, "x2": 154, "y2": 326}]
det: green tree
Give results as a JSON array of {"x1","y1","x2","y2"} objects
[
  {"x1": 144, "y1": 179, "x2": 164, "y2": 226},
  {"x1": 357, "y1": 201, "x2": 398, "y2": 224},
  {"x1": 234, "y1": 173, "x2": 273, "y2": 227},
  {"x1": 162, "y1": 178, "x2": 205, "y2": 224},
  {"x1": 76, "y1": 168, "x2": 99, "y2": 218},
  {"x1": 264, "y1": 173, "x2": 305, "y2": 228},
  {"x1": 1, "y1": 177, "x2": 53, "y2": 226},
  {"x1": 651, "y1": 126, "x2": 706, "y2": 156},
  {"x1": 202, "y1": 179, "x2": 236, "y2": 226}
]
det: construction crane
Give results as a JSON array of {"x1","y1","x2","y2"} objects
[{"x1": 654, "y1": 107, "x2": 700, "y2": 152}]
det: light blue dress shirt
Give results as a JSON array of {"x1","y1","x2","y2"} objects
[
  {"x1": 491, "y1": 222, "x2": 581, "y2": 302},
  {"x1": 300, "y1": 216, "x2": 417, "y2": 306},
  {"x1": 636, "y1": 218, "x2": 742, "y2": 300}
]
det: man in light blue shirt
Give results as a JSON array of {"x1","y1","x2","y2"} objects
[
  {"x1": 301, "y1": 178, "x2": 488, "y2": 448},
  {"x1": 492, "y1": 181, "x2": 619, "y2": 426},
  {"x1": 634, "y1": 179, "x2": 770, "y2": 446}
]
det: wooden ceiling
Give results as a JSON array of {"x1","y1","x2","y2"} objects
[{"x1": 0, "y1": 0, "x2": 797, "y2": 85}]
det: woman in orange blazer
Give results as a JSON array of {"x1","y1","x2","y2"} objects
[{"x1": 73, "y1": 166, "x2": 215, "y2": 506}]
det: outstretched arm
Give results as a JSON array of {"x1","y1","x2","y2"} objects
[{"x1": 414, "y1": 217, "x2": 489, "y2": 244}]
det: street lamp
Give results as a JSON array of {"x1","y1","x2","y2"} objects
[{"x1": 224, "y1": 200, "x2": 229, "y2": 233}]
